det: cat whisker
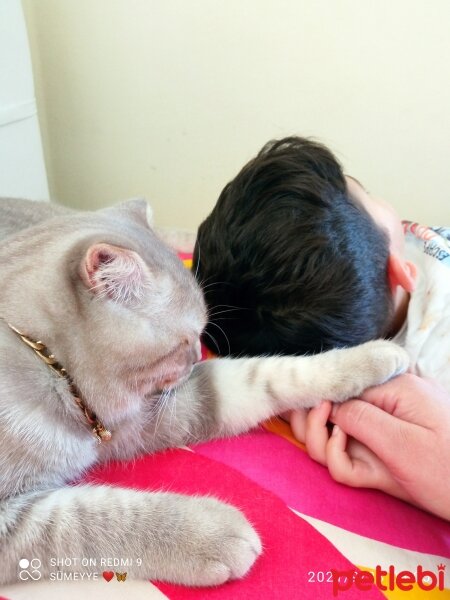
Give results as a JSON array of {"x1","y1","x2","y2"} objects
[
  {"x1": 154, "y1": 388, "x2": 177, "y2": 435},
  {"x1": 193, "y1": 242, "x2": 201, "y2": 279},
  {"x1": 168, "y1": 390, "x2": 178, "y2": 441},
  {"x1": 196, "y1": 274, "x2": 216, "y2": 288},
  {"x1": 153, "y1": 392, "x2": 167, "y2": 434},
  {"x1": 200, "y1": 280, "x2": 234, "y2": 292},
  {"x1": 209, "y1": 303, "x2": 246, "y2": 310},
  {"x1": 175, "y1": 382, "x2": 200, "y2": 443},
  {"x1": 202, "y1": 329, "x2": 221, "y2": 354},
  {"x1": 207, "y1": 321, "x2": 231, "y2": 356},
  {"x1": 208, "y1": 308, "x2": 241, "y2": 319}
]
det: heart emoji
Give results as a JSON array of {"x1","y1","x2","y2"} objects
[{"x1": 103, "y1": 571, "x2": 114, "y2": 582}]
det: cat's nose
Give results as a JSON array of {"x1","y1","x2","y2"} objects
[
  {"x1": 158, "y1": 340, "x2": 201, "y2": 389},
  {"x1": 174, "y1": 339, "x2": 202, "y2": 365},
  {"x1": 179, "y1": 337, "x2": 202, "y2": 364}
]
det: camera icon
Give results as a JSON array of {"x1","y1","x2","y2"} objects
[{"x1": 19, "y1": 558, "x2": 42, "y2": 581}]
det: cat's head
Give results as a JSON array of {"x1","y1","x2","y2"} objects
[
  {"x1": 4, "y1": 199, "x2": 207, "y2": 424},
  {"x1": 74, "y1": 200, "x2": 208, "y2": 419}
]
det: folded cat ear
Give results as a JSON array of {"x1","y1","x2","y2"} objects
[
  {"x1": 80, "y1": 243, "x2": 150, "y2": 304},
  {"x1": 102, "y1": 197, "x2": 154, "y2": 229}
]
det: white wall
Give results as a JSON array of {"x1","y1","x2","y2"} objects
[
  {"x1": 22, "y1": 0, "x2": 450, "y2": 228},
  {"x1": 0, "y1": 0, "x2": 49, "y2": 200}
]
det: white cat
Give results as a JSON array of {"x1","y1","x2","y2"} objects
[{"x1": 0, "y1": 198, "x2": 408, "y2": 586}]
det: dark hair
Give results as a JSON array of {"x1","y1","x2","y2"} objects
[{"x1": 193, "y1": 136, "x2": 393, "y2": 356}]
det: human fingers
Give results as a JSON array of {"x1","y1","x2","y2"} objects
[
  {"x1": 326, "y1": 426, "x2": 412, "y2": 503},
  {"x1": 304, "y1": 401, "x2": 333, "y2": 466},
  {"x1": 326, "y1": 425, "x2": 373, "y2": 486},
  {"x1": 289, "y1": 408, "x2": 309, "y2": 444},
  {"x1": 359, "y1": 373, "x2": 445, "y2": 425},
  {"x1": 330, "y1": 398, "x2": 425, "y2": 470}
]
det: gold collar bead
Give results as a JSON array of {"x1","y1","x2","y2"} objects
[{"x1": 5, "y1": 322, "x2": 112, "y2": 443}]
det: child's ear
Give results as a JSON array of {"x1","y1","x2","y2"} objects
[
  {"x1": 79, "y1": 243, "x2": 149, "y2": 304},
  {"x1": 387, "y1": 253, "x2": 417, "y2": 293}
]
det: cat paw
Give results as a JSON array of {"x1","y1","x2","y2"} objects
[
  {"x1": 172, "y1": 496, "x2": 262, "y2": 586},
  {"x1": 324, "y1": 340, "x2": 410, "y2": 403}
]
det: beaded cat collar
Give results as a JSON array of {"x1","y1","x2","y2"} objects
[{"x1": 6, "y1": 322, "x2": 112, "y2": 443}]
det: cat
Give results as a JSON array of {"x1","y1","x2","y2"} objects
[{"x1": 0, "y1": 197, "x2": 409, "y2": 587}]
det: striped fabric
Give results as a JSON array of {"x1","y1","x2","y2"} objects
[{"x1": 83, "y1": 418, "x2": 449, "y2": 598}]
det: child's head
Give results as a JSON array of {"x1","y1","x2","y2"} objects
[{"x1": 193, "y1": 137, "x2": 415, "y2": 356}]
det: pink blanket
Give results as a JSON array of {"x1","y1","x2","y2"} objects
[{"x1": 83, "y1": 419, "x2": 449, "y2": 598}]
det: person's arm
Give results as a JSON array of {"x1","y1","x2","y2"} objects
[{"x1": 290, "y1": 374, "x2": 450, "y2": 520}]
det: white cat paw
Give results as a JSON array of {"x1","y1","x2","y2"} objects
[
  {"x1": 175, "y1": 497, "x2": 262, "y2": 586},
  {"x1": 356, "y1": 339, "x2": 410, "y2": 382},
  {"x1": 325, "y1": 339, "x2": 410, "y2": 403}
]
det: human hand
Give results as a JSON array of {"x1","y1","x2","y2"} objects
[{"x1": 290, "y1": 374, "x2": 450, "y2": 520}]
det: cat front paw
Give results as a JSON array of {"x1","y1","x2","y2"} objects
[
  {"x1": 355, "y1": 339, "x2": 409, "y2": 382},
  {"x1": 171, "y1": 496, "x2": 262, "y2": 586},
  {"x1": 326, "y1": 340, "x2": 410, "y2": 403}
]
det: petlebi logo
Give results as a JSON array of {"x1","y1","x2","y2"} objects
[
  {"x1": 19, "y1": 558, "x2": 42, "y2": 581},
  {"x1": 331, "y1": 564, "x2": 446, "y2": 596}
]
